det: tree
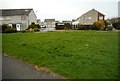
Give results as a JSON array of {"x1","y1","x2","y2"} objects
[{"x1": 93, "y1": 20, "x2": 108, "y2": 30}]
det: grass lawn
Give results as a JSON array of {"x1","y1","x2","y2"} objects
[
  {"x1": 2, "y1": 30, "x2": 119, "y2": 79},
  {"x1": 0, "y1": 34, "x2": 2, "y2": 52}
]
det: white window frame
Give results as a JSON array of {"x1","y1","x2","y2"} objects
[
  {"x1": 8, "y1": 24, "x2": 12, "y2": 27},
  {"x1": 99, "y1": 16, "x2": 103, "y2": 20},
  {"x1": 0, "y1": 17, "x2": 4, "y2": 21},
  {"x1": 85, "y1": 17, "x2": 92, "y2": 20},
  {"x1": 5, "y1": 17, "x2": 11, "y2": 21}
]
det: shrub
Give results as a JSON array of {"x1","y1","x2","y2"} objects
[
  {"x1": 112, "y1": 22, "x2": 120, "y2": 29},
  {"x1": 0, "y1": 25, "x2": 2, "y2": 33},
  {"x1": 92, "y1": 23, "x2": 99, "y2": 30},
  {"x1": 29, "y1": 28, "x2": 33, "y2": 32},
  {"x1": 2, "y1": 24, "x2": 8, "y2": 33},
  {"x1": 1, "y1": 24, "x2": 17, "y2": 33},
  {"x1": 5, "y1": 27, "x2": 17, "y2": 33},
  {"x1": 77, "y1": 24, "x2": 83, "y2": 30},
  {"x1": 21, "y1": 30, "x2": 26, "y2": 33},
  {"x1": 64, "y1": 23, "x2": 72, "y2": 29},
  {"x1": 83, "y1": 25, "x2": 92, "y2": 30},
  {"x1": 28, "y1": 22, "x2": 41, "y2": 31},
  {"x1": 28, "y1": 22, "x2": 36, "y2": 29},
  {"x1": 106, "y1": 26, "x2": 113, "y2": 31},
  {"x1": 77, "y1": 24, "x2": 93, "y2": 30},
  {"x1": 34, "y1": 27, "x2": 39, "y2": 32},
  {"x1": 36, "y1": 24, "x2": 41, "y2": 29}
]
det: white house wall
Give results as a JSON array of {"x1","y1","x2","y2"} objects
[
  {"x1": 79, "y1": 10, "x2": 98, "y2": 25},
  {"x1": 28, "y1": 10, "x2": 37, "y2": 25},
  {"x1": 0, "y1": 16, "x2": 29, "y2": 30}
]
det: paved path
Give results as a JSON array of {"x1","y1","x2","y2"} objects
[
  {"x1": 2, "y1": 54, "x2": 65, "y2": 79},
  {"x1": 0, "y1": 54, "x2": 2, "y2": 80}
]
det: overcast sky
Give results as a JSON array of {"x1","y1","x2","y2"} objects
[{"x1": 0, "y1": 0, "x2": 119, "y2": 21}]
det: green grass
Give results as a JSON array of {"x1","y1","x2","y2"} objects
[
  {"x1": 0, "y1": 34, "x2": 2, "y2": 52},
  {"x1": 2, "y1": 30, "x2": 119, "y2": 79}
]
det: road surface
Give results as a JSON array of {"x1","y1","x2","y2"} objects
[
  {"x1": 2, "y1": 54, "x2": 65, "y2": 79},
  {"x1": 0, "y1": 54, "x2": 2, "y2": 80}
]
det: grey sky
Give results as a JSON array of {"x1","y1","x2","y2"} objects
[
  {"x1": 0, "y1": 0, "x2": 119, "y2": 21},
  {"x1": 118, "y1": 1, "x2": 120, "y2": 17}
]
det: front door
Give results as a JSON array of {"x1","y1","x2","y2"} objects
[{"x1": 16, "y1": 24, "x2": 21, "y2": 31}]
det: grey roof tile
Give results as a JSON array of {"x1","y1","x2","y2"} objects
[
  {"x1": 44, "y1": 19, "x2": 55, "y2": 22},
  {"x1": 0, "y1": 9, "x2": 33, "y2": 16}
]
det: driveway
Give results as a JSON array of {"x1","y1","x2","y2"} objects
[{"x1": 2, "y1": 54, "x2": 65, "y2": 79}]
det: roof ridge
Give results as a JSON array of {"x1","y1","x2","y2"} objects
[{"x1": 1, "y1": 8, "x2": 33, "y2": 10}]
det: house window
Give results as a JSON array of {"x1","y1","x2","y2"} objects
[
  {"x1": 5, "y1": 18, "x2": 11, "y2": 21},
  {"x1": 85, "y1": 17, "x2": 92, "y2": 20},
  {"x1": 99, "y1": 16, "x2": 103, "y2": 20},
  {"x1": 0, "y1": 17, "x2": 4, "y2": 21},
  {"x1": 21, "y1": 16, "x2": 26, "y2": 20}
]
